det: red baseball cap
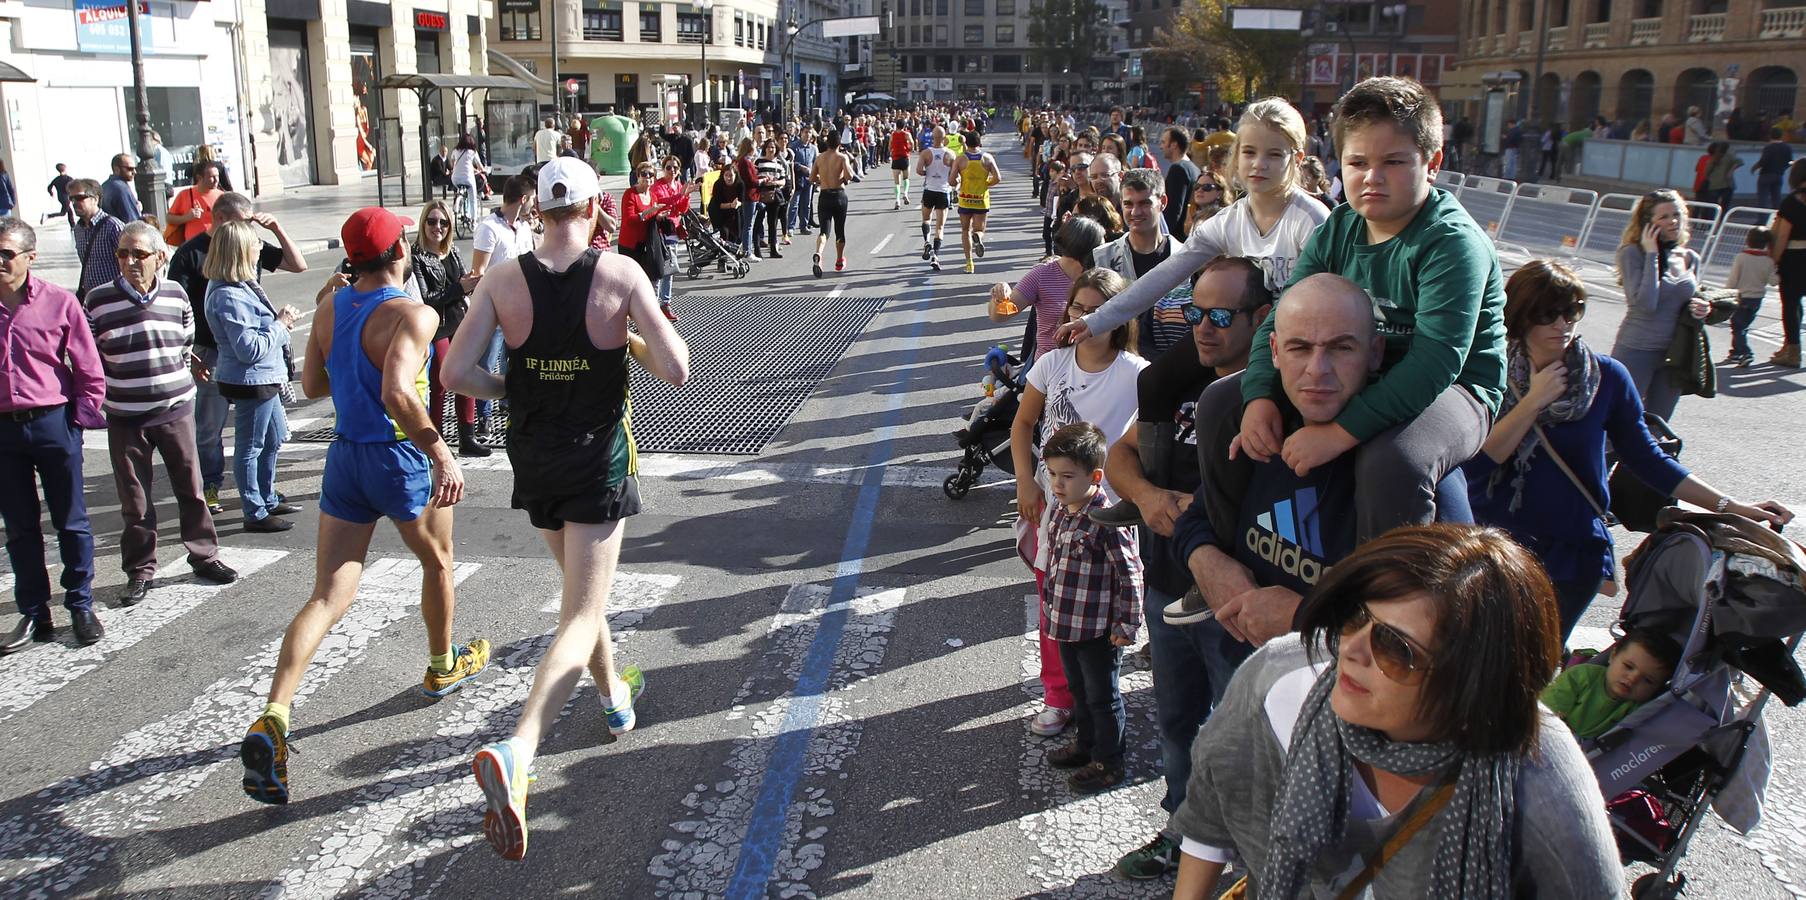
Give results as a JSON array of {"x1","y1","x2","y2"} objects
[{"x1": 341, "y1": 207, "x2": 414, "y2": 265}]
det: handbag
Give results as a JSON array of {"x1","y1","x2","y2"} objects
[
  {"x1": 636, "y1": 228, "x2": 677, "y2": 281},
  {"x1": 162, "y1": 188, "x2": 194, "y2": 246},
  {"x1": 1218, "y1": 779, "x2": 1456, "y2": 900}
]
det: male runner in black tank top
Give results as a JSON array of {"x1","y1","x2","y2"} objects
[{"x1": 443, "y1": 158, "x2": 690, "y2": 861}]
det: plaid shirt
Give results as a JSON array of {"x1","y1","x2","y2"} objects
[
  {"x1": 1043, "y1": 491, "x2": 1144, "y2": 643},
  {"x1": 74, "y1": 212, "x2": 124, "y2": 297}
]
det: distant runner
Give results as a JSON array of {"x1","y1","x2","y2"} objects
[{"x1": 811, "y1": 130, "x2": 857, "y2": 278}]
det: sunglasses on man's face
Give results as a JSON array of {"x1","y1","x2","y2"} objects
[
  {"x1": 0, "y1": 247, "x2": 31, "y2": 263},
  {"x1": 1340, "y1": 603, "x2": 1434, "y2": 685},
  {"x1": 114, "y1": 247, "x2": 157, "y2": 262},
  {"x1": 1182, "y1": 305, "x2": 1248, "y2": 329},
  {"x1": 70, "y1": 194, "x2": 94, "y2": 203}
]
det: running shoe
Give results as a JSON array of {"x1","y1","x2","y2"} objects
[
  {"x1": 204, "y1": 486, "x2": 223, "y2": 515},
  {"x1": 473, "y1": 741, "x2": 532, "y2": 860},
  {"x1": 930, "y1": 255, "x2": 942, "y2": 271},
  {"x1": 964, "y1": 257, "x2": 975, "y2": 274},
  {"x1": 893, "y1": 199, "x2": 900, "y2": 210},
  {"x1": 241, "y1": 715, "x2": 291, "y2": 805},
  {"x1": 812, "y1": 253, "x2": 823, "y2": 278},
  {"x1": 974, "y1": 233, "x2": 986, "y2": 258},
  {"x1": 922, "y1": 240, "x2": 932, "y2": 261},
  {"x1": 1114, "y1": 833, "x2": 1180, "y2": 880},
  {"x1": 603, "y1": 664, "x2": 646, "y2": 736},
  {"x1": 419, "y1": 639, "x2": 492, "y2": 698},
  {"x1": 835, "y1": 257, "x2": 847, "y2": 272}
]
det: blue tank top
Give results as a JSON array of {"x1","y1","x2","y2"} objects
[{"x1": 328, "y1": 284, "x2": 428, "y2": 443}]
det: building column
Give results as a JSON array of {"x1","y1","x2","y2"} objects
[
  {"x1": 308, "y1": 1, "x2": 363, "y2": 185},
  {"x1": 384, "y1": 12, "x2": 424, "y2": 191},
  {"x1": 238, "y1": 0, "x2": 288, "y2": 193}
]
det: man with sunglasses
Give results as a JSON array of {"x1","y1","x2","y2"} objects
[
  {"x1": 68, "y1": 179, "x2": 126, "y2": 302},
  {"x1": 101, "y1": 154, "x2": 143, "y2": 225},
  {"x1": 0, "y1": 218, "x2": 107, "y2": 654},
  {"x1": 81, "y1": 221, "x2": 239, "y2": 608}
]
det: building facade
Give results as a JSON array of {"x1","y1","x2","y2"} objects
[
  {"x1": 1453, "y1": 0, "x2": 1805, "y2": 133},
  {"x1": 0, "y1": 0, "x2": 495, "y2": 201},
  {"x1": 878, "y1": 0, "x2": 1126, "y2": 106},
  {"x1": 486, "y1": 0, "x2": 844, "y2": 126}
]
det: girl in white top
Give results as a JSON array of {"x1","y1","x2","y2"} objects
[
  {"x1": 451, "y1": 134, "x2": 488, "y2": 227},
  {"x1": 1059, "y1": 98, "x2": 1331, "y2": 343}
]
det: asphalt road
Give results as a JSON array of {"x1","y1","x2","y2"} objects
[{"x1": 1, "y1": 149, "x2": 1803, "y2": 900}]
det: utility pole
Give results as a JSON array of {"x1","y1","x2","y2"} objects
[
  {"x1": 125, "y1": 0, "x2": 166, "y2": 219},
  {"x1": 550, "y1": 0, "x2": 561, "y2": 117},
  {"x1": 1524, "y1": 0, "x2": 1549, "y2": 122}
]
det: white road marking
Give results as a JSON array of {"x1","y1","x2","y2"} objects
[
  {"x1": 1012, "y1": 593, "x2": 1167, "y2": 898},
  {"x1": 460, "y1": 452, "x2": 1010, "y2": 493},
  {"x1": 0, "y1": 548, "x2": 288, "y2": 727},
  {"x1": 869, "y1": 233, "x2": 895, "y2": 255},
  {"x1": 267, "y1": 572, "x2": 683, "y2": 900},
  {"x1": 0, "y1": 558, "x2": 479, "y2": 895},
  {"x1": 648, "y1": 582, "x2": 906, "y2": 899},
  {"x1": 828, "y1": 283, "x2": 847, "y2": 299}
]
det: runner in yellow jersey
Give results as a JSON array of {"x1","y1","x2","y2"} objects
[{"x1": 954, "y1": 130, "x2": 1002, "y2": 274}]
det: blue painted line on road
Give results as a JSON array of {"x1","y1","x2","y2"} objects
[{"x1": 723, "y1": 291, "x2": 928, "y2": 900}]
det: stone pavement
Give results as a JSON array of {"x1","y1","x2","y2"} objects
[{"x1": 24, "y1": 170, "x2": 631, "y2": 288}]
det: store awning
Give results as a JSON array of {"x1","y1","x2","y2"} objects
[{"x1": 0, "y1": 61, "x2": 34, "y2": 83}]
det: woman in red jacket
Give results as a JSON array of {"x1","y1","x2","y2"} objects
[{"x1": 621, "y1": 161, "x2": 684, "y2": 321}]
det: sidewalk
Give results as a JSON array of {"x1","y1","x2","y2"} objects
[{"x1": 27, "y1": 170, "x2": 630, "y2": 288}]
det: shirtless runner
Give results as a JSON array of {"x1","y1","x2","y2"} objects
[
  {"x1": 443, "y1": 158, "x2": 690, "y2": 861},
  {"x1": 239, "y1": 207, "x2": 485, "y2": 806},
  {"x1": 812, "y1": 130, "x2": 857, "y2": 278}
]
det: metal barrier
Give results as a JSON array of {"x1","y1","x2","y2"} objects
[
  {"x1": 1496, "y1": 183, "x2": 1599, "y2": 258},
  {"x1": 1434, "y1": 170, "x2": 1465, "y2": 192},
  {"x1": 1454, "y1": 175, "x2": 1518, "y2": 241},
  {"x1": 1699, "y1": 206, "x2": 1780, "y2": 285},
  {"x1": 1681, "y1": 200, "x2": 1724, "y2": 258},
  {"x1": 1576, "y1": 193, "x2": 1643, "y2": 267}
]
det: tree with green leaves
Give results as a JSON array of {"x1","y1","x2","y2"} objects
[
  {"x1": 1149, "y1": 0, "x2": 1308, "y2": 105},
  {"x1": 1026, "y1": 0, "x2": 1110, "y2": 101}
]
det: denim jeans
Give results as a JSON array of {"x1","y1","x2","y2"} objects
[
  {"x1": 1553, "y1": 577, "x2": 1605, "y2": 643},
  {"x1": 194, "y1": 345, "x2": 229, "y2": 490},
  {"x1": 477, "y1": 328, "x2": 507, "y2": 421},
  {"x1": 232, "y1": 393, "x2": 286, "y2": 521},
  {"x1": 1758, "y1": 175, "x2": 1783, "y2": 209},
  {"x1": 1057, "y1": 636, "x2": 1127, "y2": 768},
  {"x1": 1145, "y1": 583, "x2": 1253, "y2": 814},
  {"x1": 1730, "y1": 297, "x2": 1763, "y2": 358},
  {"x1": 738, "y1": 202, "x2": 758, "y2": 254},
  {"x1": 0, "y1": 407, "x2": 94, "y2": 616}
]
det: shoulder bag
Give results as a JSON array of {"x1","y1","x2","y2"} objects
[
  {"x1": 1219, "y1": 779, "x2": 1457, "y2": 900},
  {"x1": 162, "y1": 188, "x2": 192, "y2": 247}
]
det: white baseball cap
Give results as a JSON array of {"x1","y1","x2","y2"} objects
[{"x1": 536, "y1": 158, "x2": 600, "y2": 211}]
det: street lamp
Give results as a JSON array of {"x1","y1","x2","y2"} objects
[
  {"x1": 696, "y1": 0, "x2": 714, "y2": 126},
  {"x1": 785, "y1": 16, "x2": 800, "y2": 120}
]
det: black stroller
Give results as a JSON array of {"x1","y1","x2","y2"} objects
[
  {"x1": 1577, "y1": 509, "x2": 1806, "y2": 900},
  {"x1": 680, "y1": 209, "x2": 751, "y2": 279},
  {"x1": 944, "y1": 344, "x2": 1025, "y2": 499}
]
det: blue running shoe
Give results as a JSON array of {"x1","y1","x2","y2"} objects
[{"x1": 604, "y1": 665, "x2": 645, "y2": 736}]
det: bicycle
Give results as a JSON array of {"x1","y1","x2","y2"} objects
[{"x1": 452, "y1": 184, "x2": 476, "y2": 239}]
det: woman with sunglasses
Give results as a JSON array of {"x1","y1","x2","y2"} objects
[
  {"x1": 411, "y1": 200, "x2": 487, "y2": 458},
  {"x1": 1169, "y1": 524, "x2": 1621, "y2": 900},
  {"x1": 1008, "y1": 268, "x2": 1148, "y2": 741},
  {"x1": 1183, "y1": 168, "x2": 1231, "y2": 236},
  {"x1": 621, "y1": 163, "x2": 683, "y2": 322},
  {"x1": 1463, "y1": 259, "x2": 1792, "y2": 639}
]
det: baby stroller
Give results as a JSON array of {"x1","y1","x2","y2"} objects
[
  {"x1": 680, "y1": 209, "x2": 751, "y2": 279},
  {"x1": 944, "y1": 344, "x2": 1024, "y2": 499},
  {"x1": 1577, "y1": 508, "x2": 1806, "y2": 900}
]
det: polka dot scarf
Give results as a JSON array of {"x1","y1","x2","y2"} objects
[{"x1": 1259, "y1": 664, "x2": 1519, "y2": 900}]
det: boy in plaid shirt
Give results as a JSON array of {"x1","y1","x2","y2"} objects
[{"x1": 1040, "y1": 422, "x2": 1144, "y2": 794}]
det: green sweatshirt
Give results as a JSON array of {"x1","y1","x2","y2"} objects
[
  {"x1": 1541, "y1": 663, "x2": 1642, "y2": 740},
  {"x1": 1241, "y1": 187, "x2": 1507, "y2": 441}
]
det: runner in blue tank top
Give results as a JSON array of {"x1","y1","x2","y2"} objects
[{"x1": 238, "y1": 207, "x2": 490, "y2": 808}]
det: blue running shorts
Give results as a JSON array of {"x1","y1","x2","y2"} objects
[{"x1": 321, "y1": 440, "x2": 432, "y2": 524}]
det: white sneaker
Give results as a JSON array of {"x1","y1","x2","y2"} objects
[{"x1": 1030, "y1": 706, "x2": 1072, "y2": 737}]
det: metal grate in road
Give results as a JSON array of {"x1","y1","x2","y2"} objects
[{"x1": 293, "y1": 292, "x2": 885, "y2": 456}]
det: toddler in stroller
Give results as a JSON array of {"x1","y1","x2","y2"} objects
[
  {"x1": 1565, "y1": 509, "x2": 1806, "y2": 900},
  {"x1": 945, "y1": 344, "x2": 1023, "y2": 499},
  {"x1": 680, "y1": 209, "x2": 750, "y2": 279}
]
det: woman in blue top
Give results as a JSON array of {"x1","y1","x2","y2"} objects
[
  {"x1": 1464, "y1": 259, "x2": 1793, "y2": 639},
  {"x1": 205, "y1": 220, "x2": 299, "y2": 532}
]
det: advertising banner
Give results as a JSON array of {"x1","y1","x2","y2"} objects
[{"x1": 74, "y1": 0, "x2": 152, "y2": 55}]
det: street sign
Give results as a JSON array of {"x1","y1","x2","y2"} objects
[{"x1": 566, "y1": 78, "x2": 580, "y2": 95}]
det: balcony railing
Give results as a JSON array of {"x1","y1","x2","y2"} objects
[
  {"x1": 1517, "y1": 29, "x2": 1533, "y2": 50},
  {"x1": 1687, "y1": 12, "x2": 1726, "y2": 42},
  {"x1": 584, "y1": 25, "x2": 623, "y2": 40},
  {"x1": 1629, "y1": 17, "x2": 1661, "y2": 45},
  {"x1": 1490, "y1": 32, "x2": 1506, "y2": 54},
  {"x1": 1546, "y1": 24, "x2": 1567, "y2": 51},
  {"x1": 1583, "y1": 21, "x2": 1609, "y2": 47},
  {"x1": 1761, "y1": 6, "x2": 1806, "y2": 38},
  {"x1": 677, "y1": 31, "x2": 704, "y2": 43}
]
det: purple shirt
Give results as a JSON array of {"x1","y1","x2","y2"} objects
[{"x1": 0, "y1": 275, "x2": 107, "y2": 428}]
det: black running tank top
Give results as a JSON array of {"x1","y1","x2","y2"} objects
[{"x1": 505, "y1": 249, "x2": 634, "y2": 494}]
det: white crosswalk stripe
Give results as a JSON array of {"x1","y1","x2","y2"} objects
[
  {"x1": 648, "y1": 582, "x2": 906, "y2": 899},
  {"x1": 0, "y1": 548, "x2": 288, "y2": 727},
  {"x1": 266, "y1": 572, "x2": 682, "y2": 900},
  {"x1": 0, "y1": 558, "x2": 479, "y2": 896}
]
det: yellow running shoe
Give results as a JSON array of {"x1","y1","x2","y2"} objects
[
  {"x1": 473, "y1": 741, "x2": 532, "y2": 860},
  {"x1": 964, "y1": 257, "x2": 975, "y2": 274},
  {"x1": 240, "y1": 715, "x2": 290, "y2": 805},
  {"x1": 420, "y1": 639, "x2": 492, "y2": 698}
]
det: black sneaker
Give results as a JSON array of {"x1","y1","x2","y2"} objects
[
  {"x1": 1114, "y1": 833, "x2": 1180, "y2": 880},
  {"x1": 1163, "y1": 587, "x2": 1215, "y2": 625},
  {"x1": 1067, "y1": 761, "x2": 1124, "y2": 794},
  {"x1": 1088, "y1": 500, "x2": 1143, "y2": 528},
  {"x1": 1047, "y1": 743, "x2": 1091, "y2": 769}
]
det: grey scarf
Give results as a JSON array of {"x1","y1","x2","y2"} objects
[
  {"x1": 1485, "y1": 337, "x2": 1602, "y2": 513},
  {"x1": 1260, "y1": 664, "x2": 1518, "y2": 900}
]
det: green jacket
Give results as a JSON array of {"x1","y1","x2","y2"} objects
[
  {"x1": 1542, "y1": 663, "x2": 1641, "y2": 740},
  {"x1": 1242, "y1": 187, "x2": 1507, "y2": 441}
]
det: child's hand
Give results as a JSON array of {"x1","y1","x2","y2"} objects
[{"x1": 1109, "y1": 633, "x2": 1134, "y2": 647}]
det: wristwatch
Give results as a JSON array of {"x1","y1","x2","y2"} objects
[{"x1": 1716, "y1": 496, "x2": 1733, "y2": 514}]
